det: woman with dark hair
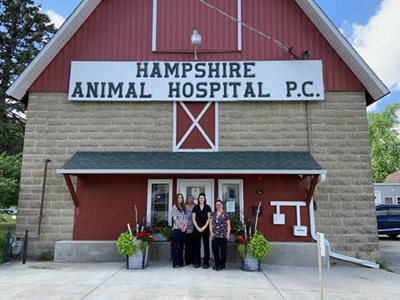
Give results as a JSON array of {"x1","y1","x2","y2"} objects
[
  {"x1": 210, "y1": 199, "x2": 230, "y2": 271},
  {"x1": 192, "y1": 192, "x2": 212, "y2": 269},
  {"x1": 172, "y1": 193, "x2": 187, "y2": 268}
]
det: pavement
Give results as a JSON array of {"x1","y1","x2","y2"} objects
[
  {"x1": 379, "y1": 236, "x2": 400, "y2": 274},
  {"x1": 0, "y1": 261, "x2": 399, "y2": 299}
]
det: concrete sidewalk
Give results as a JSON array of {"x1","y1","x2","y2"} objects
[{"x1": 0, "y1": 261, "x2": 399, "y2": 299}]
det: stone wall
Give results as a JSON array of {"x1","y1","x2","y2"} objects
[
  {"x1": 219, "y1": 92, "x2": 378, "y2": 261},
  {"x1": 18, "y1": 92, "x2": 378, "y2": 261},
  {"x1": 18, "y1": 93, "x2": 173, "y2": 256}
]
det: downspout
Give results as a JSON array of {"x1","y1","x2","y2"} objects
[
  {"x1": 38, "y1": 159, "x2": 51, "y2": 236},
  {"x1": 309, "y1": 198, "x2": 379, "y2": 269}
]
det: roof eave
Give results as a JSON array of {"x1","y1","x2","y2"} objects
[
  {"x1": 295, "y1": 0, "x2": 390, "y2": 102},
  {"x1": 56, "y1": 168, "x2": 327, "y2": 175},
  {"x1": 6, "y1": 0, "x2": 102, "y2": 100}
]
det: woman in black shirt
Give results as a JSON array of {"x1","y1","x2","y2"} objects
[{"x1": 192, "y1": 192, "x2": 212, "y2": 269}]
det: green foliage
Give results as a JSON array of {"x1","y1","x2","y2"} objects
[
  {"x1": 116, "y1": 232, "x2": 138, "y2": 257},
  {"x1": 161, "y1": 226, "x2": 173, "y2": 240},
  {"x1": 0, "y1": 213, "x2": 16, "y2": 236},
  {"x1": 0, "y1": 153, "x2": 22, "y2": 207},
  {"x1": 37, "y1": 250, "x2": 53, "y2": 261},
  {"x1": 368, "y1": 103, "x2": 400, "y2": 182},
  {"x1": 0, "y1": 118, "x2": 24, "y2": 155},
  {"x1": 228, "y1": 213, "x2": 242, "y2": 234},
  {"x1": 377, "y1": 260, "x2": 394, "y2": 273},
  {"x1": 236, "y1": 232, "x2": 272, "y2": 260},
  {"x1": 0, "y1": 0, "x2": 57, "y2": 155},
  {"x1": 237, "y1": 243, "x2": 247, "y2": 259},
  {"x1": 152, "y1": 219, "x2": 173, "y2": 240},
  {"x1": 0, "y1": 235, "x2": 6, "y2": 263},
  {"x1": 248, "y1": 232, "x2": 272, "y2": 260}
]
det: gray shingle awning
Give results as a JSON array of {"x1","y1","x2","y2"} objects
[{"x1": 56, "y1": 151, "x2": 326, "y2": 175}]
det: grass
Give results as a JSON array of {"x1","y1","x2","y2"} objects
[
  {"x1": 0, "y1": 213, "x2": 17, "y2": 263},
  {"x1": 377, "y1": 260, "x2": 394, "y2": 272},
  {"x1": 0, "y1": 213, "x2": 17, "y2": 236}
]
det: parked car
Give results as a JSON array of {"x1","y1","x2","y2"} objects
[
  {"x1": 0, "y1": 208, "x2": 17, "y2": 215},
  {"x1": 376, "y1": 204, "x2": 400, "y2": 238}
]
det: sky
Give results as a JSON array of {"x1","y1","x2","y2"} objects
[{"x1": 34, "y1": 0, "x2": 399, "y2": 113}]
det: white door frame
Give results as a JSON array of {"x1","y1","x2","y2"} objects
[
  {"x1": 218, "y1": 179, "x2": 244, "y2": 222},
  {"x1": 177, "y1": 179, "x2": 214, "y2": 208},
  {"x1": 147, "y1": 179, "x2": 173, "y2": 226}
]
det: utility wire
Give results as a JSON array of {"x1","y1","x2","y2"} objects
[{"x1": 198, "y1": 0, "x2": 304, "y2": 58}]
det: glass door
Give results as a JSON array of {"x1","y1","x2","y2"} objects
[
  {"x1": 177, "y1": 179, "x2": 214, "y2": 208},
  {"x1": 177, "y1": 179, "x2": 214, "y2": 258}
]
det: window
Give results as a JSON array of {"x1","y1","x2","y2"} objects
[
  {"x1": 384, "y1": 196, "x2": 394, "y2": 204},
  {"x1": 218, "y1": 180, "x2": 244, "y2": 222},
  {"x1": 397, "y1": 196, "x2": 400, "y2": 205},
  {"x1": 147, "y1": 180, "x2": 173, "y2": 226}
]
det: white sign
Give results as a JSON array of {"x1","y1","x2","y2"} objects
[
  {"x1": 226, "y1": 201, "x2": 235, "y2": 213},
  {"x1": 68, "y1": 61, "x2": 325, "y2": 101}
]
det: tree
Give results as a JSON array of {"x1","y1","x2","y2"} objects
[
  {"x1": 0, "y1": 0, "x2": 56, "y2": 155},
  {"x1": 0, "y1": 153, "x2": 21, "y2": 207},
  {"x1": 368, "y1": 103, "x2": 400, "y2": 183}
]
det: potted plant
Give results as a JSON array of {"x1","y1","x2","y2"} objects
[
  {"x1": 235, "y1": 202, "x2": 271, "y2": 271},
  {"x1": 151, "y1": 219, "x2": 173, "y2": 241},
  {"x1": 236, "y1": 228, "x2": 271, "y2": 271},
  {"x1": 117, "y1": 224, "x2": 154, "y2": 269}
]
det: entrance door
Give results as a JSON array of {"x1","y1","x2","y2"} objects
[
  {"x1": 177, "y1": 179, "x2": 214, "y2": 258},
  {"x1": 177, "y1": 179, "x2": 214, "y2": 207}
]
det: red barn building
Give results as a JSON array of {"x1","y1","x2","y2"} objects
[{"x1": 7, "y1": 0, "x2": 388, "y2": 266}]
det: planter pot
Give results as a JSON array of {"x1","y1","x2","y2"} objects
[
  {"x1": 153, "y1": 233, "x2": 168, "y2": 242},
  {"x1": 240, "y1": 252, "x2": 261, "y2": 272},
  {"x1": 127, "y1": 246, "x2": 148, "y2": 269}
]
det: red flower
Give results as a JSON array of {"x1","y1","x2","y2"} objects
[{"x1": 235, "y1": 234, "x2": 249, "y2": 245}]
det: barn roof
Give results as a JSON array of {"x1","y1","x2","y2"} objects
[{"x1": 6, "y1": 0, "x2": 389, "y2": 103}]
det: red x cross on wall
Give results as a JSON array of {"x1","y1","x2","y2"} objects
[{"x1": 173, "y1": 101, "x2": 218, "y2": 152}]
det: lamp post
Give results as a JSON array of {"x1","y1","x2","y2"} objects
[{"x1": 191, "y1": 29, "x2": 202, "y2": 60}]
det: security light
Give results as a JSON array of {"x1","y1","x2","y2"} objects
[{"x1": 191, "y1": 29, "x2": 202, "y2": 60}]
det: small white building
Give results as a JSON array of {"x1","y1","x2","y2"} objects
[{"x1": 374, "y1": 183, "x2": 400, "y2": 205}]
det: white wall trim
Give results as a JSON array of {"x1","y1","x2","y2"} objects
[
  {"x1": 215, "y1": 102, "x2": 219, "y2": 151},
  {"x1": 152, "y1": 0, "x2": 158, "y2": 52},
  {"x1": 237, "y1": 0, "x2": 242, "y2": 51},
  {"x1": 172, "y1": 101, "x2": 177, "y2": 152}
]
